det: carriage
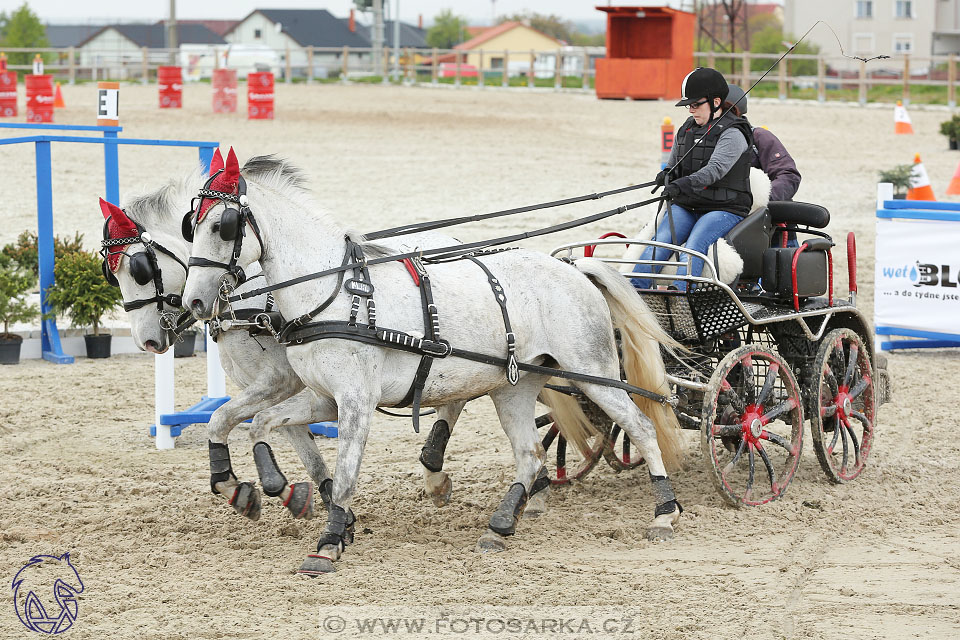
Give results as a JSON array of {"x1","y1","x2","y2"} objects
[{"x1": 537, "y1": 199, "x2": 888, "y2": 507}]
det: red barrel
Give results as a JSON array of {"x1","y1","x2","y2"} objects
[
  {"x1": 0, "y1": 70, "x2": 16, "y2": 117},
  {"x1": 158, "y1": 66, "x2": 182, "y2": 108},
  {"x1": 212, "y1": 68, "x2": 237, "y2": 113},
  {"x1": 247, "y1": 72, "x2": 274, "y2": 120},
  {"x1": 25, "y1": 74, "x2": 53, "y2": 123}
]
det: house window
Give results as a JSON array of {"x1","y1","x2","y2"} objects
[
  {"x1": 895, "y1": 1, "x2": 913, "y2": 18},
  {"x1": 855, "y1": 1, "x2": 872, "y2": 18},
  {"x1": 254, "y1": 28, "x2": 262, "y2": 39},
  {"x1": 853, "y1": 33, "x2": 874, "y2": 54},
  {"x1": 894, "y1": 34, "x2": 914, "y2": 53},
  {"x1": 490, "y1": 57, "x2": 503, "y2": 69}
]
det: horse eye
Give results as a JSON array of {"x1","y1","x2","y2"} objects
[{"x1": 212, "y1": 222, "x2": 220, "y2": 233}]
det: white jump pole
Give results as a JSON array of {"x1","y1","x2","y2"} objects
[
  {"x1": 154, "y1": 350, "x2": 176, "y2": 449},
  {"x1": 875, "y1": 182, "x2": 893, "y2": 355},
  {"x1": 206, "y1": 324, "x2": 226, "y2": 397}
]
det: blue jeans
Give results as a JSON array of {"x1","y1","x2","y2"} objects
[{"x1": 631, "y1": 204, "x2": 742, "y2": 290}]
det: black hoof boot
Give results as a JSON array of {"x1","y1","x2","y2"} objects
[
  {"x1": 420, "y1": 419, "x2": 450, "y2": 472},
  {"x1": 253, "y1": 441, "x2": 289, "y2": 498},
  {"x1": 229, "y1": 482, "x2": 261, "y2": 521},
  {"x1": 488, "y1": 482, "x2": 528, "y2": 536},
  {"x1": 283, "y1": 482, "x2": 315, "y2": 519}
]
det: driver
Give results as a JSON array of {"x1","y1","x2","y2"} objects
[{"x1": 632, "y1": 67, "x2": 753, "y2": 290}]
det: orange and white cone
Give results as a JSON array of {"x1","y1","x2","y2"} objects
[
  {"x1": 908, "y1": 153, "x2": 936, "y2": 201},
  {"x1": 53, "y1": 81, "x2": 65, "y2": 108},
  {"x1": 894, "y1": 100, "x2": 914, "y2": 134},
  {"x1": 946, "y1": 159, "x2": 960, "y2": 195}
]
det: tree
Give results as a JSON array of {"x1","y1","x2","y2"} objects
[
  {"x1": 0, "y1": 3, "x2": 50, "y2": 67},
  {"x1": 426, "y1": 9, "x2": 468, "y2": 49},
  {"x1": 751, "y1": 27, "x2": 820, "y2": 76},
  {"x1": 498, "y1": 12, "x2": 575, "y2": 44}
]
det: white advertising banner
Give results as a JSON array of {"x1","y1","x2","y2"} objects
[{"x1": 875, "y1": 218, "x2": 960, "y2": 336}]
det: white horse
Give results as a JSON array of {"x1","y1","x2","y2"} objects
[
  {"x1": 100, "y1": 153, "x2": 473, "y2": 525},
  {"x1": 182, "y1": 149, "x2": 685, "y2": 575}
]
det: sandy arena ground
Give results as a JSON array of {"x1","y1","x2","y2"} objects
[{"x1": 1, "y1": 83, "x2": 959, "y2": 639}]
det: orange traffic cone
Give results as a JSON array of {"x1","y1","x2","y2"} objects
[
  {"x1": 894, "y1": 100, "x2": 914, "y2": 134},
  {"x1": 907, "y1": 153, "x2": 936, "y2": 201},
  {"x1": 53, "y1": 81, "x2": 65, "y2": 108},
  {"x1": 946, "y1": 159, "x2": 960, "y2": 195}
]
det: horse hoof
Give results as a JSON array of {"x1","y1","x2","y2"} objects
[
  {"x1": 429, "y1": 474, "x2": 453, "y2": 508},
  {"x1": 285, "y1": 482, "x2": 314, "y2": 520},
  {"x1": 297, "y1": 554, "x2": 335, "y2": 576},
  {"x1": 230, "y1": 482, "x2": 261, "y2": 521},
  {"x1": 523, "y1": 490, "x2": 549, "y2": 519},
  {"x1": 476, "y1": 530, "x2": 508, "y2": 553},
  {"x1": 646, "y1": 526, "x2": 674, "y2": 542}
]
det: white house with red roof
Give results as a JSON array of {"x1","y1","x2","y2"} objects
[{"x1": 438, "y1": 21, "x2": 563, "y2": 74}]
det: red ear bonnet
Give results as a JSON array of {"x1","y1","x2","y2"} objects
[
  {"x1": 209, "y1": 148, "x2": 224, "y2": 176},
  {"x1": 197, "y1": 146, "x2": 240, "y2": 221},
  {"x1": 100, "y1": 197, "x2": 137, "y2": 272}
]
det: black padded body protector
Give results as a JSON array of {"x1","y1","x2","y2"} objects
[{"x1": 672, "y1": 115, "x2": 754, "y2": 216}]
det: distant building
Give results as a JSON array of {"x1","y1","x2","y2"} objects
[
  {"x1": 224, "y1": 9, "x2": 370, "y2": 78},
  {"x1": 437, "y1": 21, "x2": 563, "y2": 74},
  {"x1": 353, "y1": 20, "x2": 428, "y2": 48},
  {"x1": 74, "y1": 24, "x2": 225, "y2": 77},
  {"x1": 44, "y1": 25, "x2": 106, "y2": 49}
]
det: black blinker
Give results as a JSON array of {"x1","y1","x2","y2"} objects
[
  {"x1": 101, "y1": 259, "x2": 119, "y2": 287},
  {"x1": 130, "y1": 252, "x2": 155, "y2": 286},
  {"x1": 220, "y1": 208, "x2": 241, "y2": 241},
  {"x1": 181, "y1": 210, "x2": 196, "y2": 242}
]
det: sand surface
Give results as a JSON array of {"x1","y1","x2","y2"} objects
[{"x1": 1, "y1": 83, "x2": 959, "y2": 639}]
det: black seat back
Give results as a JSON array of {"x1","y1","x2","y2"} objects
[
  {"x1": 767, "y1": 201, "x2": 830, "y2": 228},
  {"x1": 724, "y1": 207, "x2": 773, "y2": 280}
]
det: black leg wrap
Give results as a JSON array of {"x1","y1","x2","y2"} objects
[
  {"x1": 654, "y1": 499, "x2": 683, "y2": 517},
  {"x1": 649, "y1": 473, "x2": 676, "y2": 506},
  {"x1": 488, "y1": 482, "x2": 528, "y2": 536},
  {"x1": 316, "y1": 504, "x2": 352, "y2": 552},
  {"x1": 529, "y1": 467, "x2": 550, "y2": 497},
  {"x1": 419, "y1": 419, "x2": 450, "y2": 473},
  {"x1": 252, "y1": 441, "x2": 288, "y2": 497},
  {"x1": 208, "y1": 441, "x2": 237, "y2": 494}
]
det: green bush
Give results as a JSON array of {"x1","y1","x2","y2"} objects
[
  {"x1": 0, "y1": 253, "x2": 40, "y2": 339},
  {"x1": 1, "y1": 230, "x2": 86, "y2": 279},
  {"x1": 878, "y1": 164, "x2": 914, "y2": 196},
  {"x1": 44, "y1": 250, "x2": 122, "y2": 336}
]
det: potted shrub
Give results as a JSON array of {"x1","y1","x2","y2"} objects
[
  {"x1": 174, "y1": 327, "x2": 200, "y2": 358},
  {"x1": 940, "y1": 115, "x2": 960, "y2": 150},
  {"x1": 44, "y1": 250, "x2": 123, "y2": 359},
  {"x1": 2, "y1": 230, "x2": 85, "y2": 278},
  {"x1": 0, "y1": 254, "x2": 40, "y2": 365},
  {"x1": 878, "y1": 165, "x2": 914, "y2": 199}
]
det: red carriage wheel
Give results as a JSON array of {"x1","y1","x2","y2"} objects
[
  {"x1": 602, "y1": 423, "x2": 645, "y2": 471},
  {"x1": 809, "y1": 328, "x2": 876, "y2": 483},
  {"x1": 701, "y1": 345, "x2": 804, "y2": 507},
  {"x1": 536, "y1": 412, "x2": 607, "y2": 486}
]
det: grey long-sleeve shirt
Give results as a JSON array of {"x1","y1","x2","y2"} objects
[{"x1": 666, "y1": 124, "x2": 749, "y2": 189}]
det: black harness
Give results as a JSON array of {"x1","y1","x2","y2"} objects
[{"x1": 100, "y1": 215, "x2": 188, "y2": 332}]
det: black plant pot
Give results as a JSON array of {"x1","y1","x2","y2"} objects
[
  {"x1": 84, "y1": 333, "x2": 112, "y2": 359},
  {"x1": 893, "y1": 193, "x2": 907, "y2": 200},
  {"x1": 174, "y1": 331, "x2": 197, "y2": 358},
  {"x1": 0, "y1": 336, "x2": 22, "y2": 365},
  {"x1": 950, "y1": 139, "x2": 958, "y2": 150}
]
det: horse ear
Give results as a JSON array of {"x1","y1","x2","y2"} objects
[
  {"x1": 224, "y1": 147, "x2": 240, "y2": 186},
  {"x1": 209, "y1": 148, "x2": 224, "y2": 176},
  {"x1": 99, "y1": 197, "x2": 125, "y2": 222}
]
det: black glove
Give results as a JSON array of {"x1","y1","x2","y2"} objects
[
  {"x1": 662, "y1": 182, "x2": 681, "y2": 199},
  {"x1": 662, "y1": 176, "x2": 694, "y2": 199},
  {"x1": 651, "y1": 168, "x2": 670, "y2": 193}
]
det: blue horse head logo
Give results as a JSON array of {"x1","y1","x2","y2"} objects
[{"x1": 12, "y1": 553, "x2": 84, "y2": 634}]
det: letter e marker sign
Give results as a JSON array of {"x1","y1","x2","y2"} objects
[{"x1": 97, "y1": 81, "x2": 119, "y2": 126}]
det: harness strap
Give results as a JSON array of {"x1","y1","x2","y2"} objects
[
  {"x1": 394, "y1": 256, "x2": 438, "y2": 433},
  {"x1": 281, "y1": 321, "x2": 668, "y2": 405},
  {"x1": 465, "y1": 256, "x2": 519, "y2": 385}
]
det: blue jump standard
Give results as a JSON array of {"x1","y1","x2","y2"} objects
[{"x1": 149, "y1": 396, "x2": 339, "y2": 439}]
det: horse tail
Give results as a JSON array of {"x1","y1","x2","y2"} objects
[
  {"x1": 573, "y1": 257, "x2": 685, "y2": 473},
  {"x1": 538, "y1": 383, "x2": 599, "y2": 459}
]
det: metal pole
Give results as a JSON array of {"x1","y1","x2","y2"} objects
[
  {"x1": 167, "y1": 0, "x2": 178, "y2": 65},
  {"x1": 35, "y1": 140, "x2": 72, "y2": 364}
]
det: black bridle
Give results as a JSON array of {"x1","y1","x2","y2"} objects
[
  {"x1": 182, "y1": 170, "x2": 264, "y2": 294},
  {"x1": 100, "y1": 216, "x2": 188, "y2": 331}
]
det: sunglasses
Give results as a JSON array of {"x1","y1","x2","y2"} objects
[{"x1": 686, "y1": 99, "x2": 709, "y2": 110}]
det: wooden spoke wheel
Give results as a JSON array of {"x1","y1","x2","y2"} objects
[
  {"x1": 809, "y1": 328, "x2": 876, "y2": 483},
  {"x1": 602, "y1": 423, "x2": 645, "y2": 472},
  {"x1": 701, "y1": 345, "x2": 804, "y2": 507},
  {"x1": 536, "y1": 411, "x2": 608, "y2": 486}
]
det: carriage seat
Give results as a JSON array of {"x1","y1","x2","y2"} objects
[
  {"x1": 723, "y1": 207, "x2": 774, "y2": 280},
  {"x1": 767, "y1": 201, "x2": 830, "y2": 229}
]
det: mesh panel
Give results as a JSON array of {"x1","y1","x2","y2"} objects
[{"x1": 688, "y1": 283, "x2": 748, "y2": 340}]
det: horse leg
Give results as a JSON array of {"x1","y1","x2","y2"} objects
[
  {"x1": 298, "y1": 395, "x2": 375, "y2": 576},
  {"x1": 476, "y1": 375, "x2": 550, "y2": 553},
  {"x1": 575, "y1": 383, "x2": 682, "y2": 541},
  {"x1": 249, "y1": 389, "x2": 338, "y2": 521},
  {"x1": 207, "y1": 377, "x2": 301, "y2": 521},
  {"x1": 421, "y1": 400, "x2": 466, "y2": 507}
]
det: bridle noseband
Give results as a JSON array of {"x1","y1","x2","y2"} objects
[{"x1": 183, "y1": 170, "x2": 264, "y2": 297}]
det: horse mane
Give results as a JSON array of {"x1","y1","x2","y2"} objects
[
  {"x1": 240, "y1": 154, "x2": 395, "y2": 258},
  {"x1": 122, "y1": 163, "x2": 206, "y2": 230}
]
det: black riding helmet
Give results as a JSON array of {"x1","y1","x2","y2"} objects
[
  {"x1": 675, "y1": 67, "x2": 729, "y2": 115},
  {"x1": 726, "y1": 83, "x2": 747, "y2": 115}
]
